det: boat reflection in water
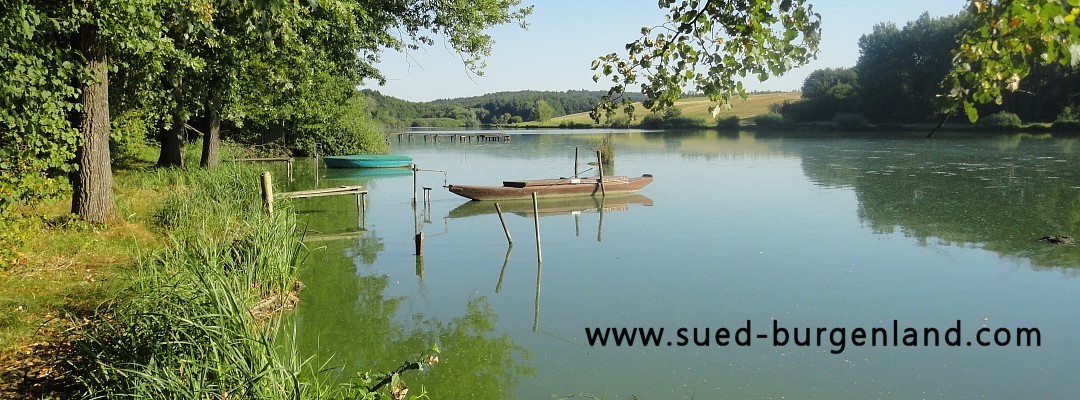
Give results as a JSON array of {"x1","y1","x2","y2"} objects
[
  {"x1": 447, "y1": 193, "x2": 654, "y2": 219},
  {"x1": 323, "y1": 167, "x2": 413, "y2": 181}
]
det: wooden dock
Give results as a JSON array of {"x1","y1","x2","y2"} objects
[
  {"x1": 277, "y1": 185, "x2": 367, "y2": 199},
  {"x1": 274, "y1": 185, "x2": 368, "y2": 227},
  {"x1": 396, "y1": 133, "x2": 511, "y2": 143}
]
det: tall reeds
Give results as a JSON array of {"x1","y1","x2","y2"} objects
[{"x1": 67, "y1": 164, "x2": 312, "y2": 398}]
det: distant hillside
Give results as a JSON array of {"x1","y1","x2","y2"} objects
[
  {"x1": 361, "y1": 89, "x2": 647, "y2": 128},
  {"x1": 548, "y1": 91, "x2": 801, "y2": 127}
]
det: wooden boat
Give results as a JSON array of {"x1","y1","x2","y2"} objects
[
  {"x1": 447, "y1": 174, "x2": 653, "y2": 201},
  {"x1": 448, "y1": 193, "x2": 653, "y2": 218},
  {"x1": 322, "y1": 154, "x2": 413, "y2": 168}
]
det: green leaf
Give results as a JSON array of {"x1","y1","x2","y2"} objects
[{"x1": 963, "y1": 101, "x2": 979, "y2": 123}]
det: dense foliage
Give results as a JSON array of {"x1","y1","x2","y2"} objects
[
  {"x1": 941, "y1": 0, "x2": 1080, "y2": 122},
  {"x1": 777, "y1": 8, "x2": 1079, "y2": 125},
  {"x1": 0, "y1": 0, "x2": 531, "y2": 221},
  {"x1": 857, "y1": 13, "x2": 972, "y2": 122}
]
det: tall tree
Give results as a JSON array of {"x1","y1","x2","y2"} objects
[
  {"x1": 856, "y1": 14, "x2": 969, "y2": 122},
  {"x1": 70, "y1": 22, "x2": 113, "y2": 221},
  {"x1": 532, "y1": 99, "x2": 554, "y2": 122},
  {"x1": 183, "y1": 0, "x2": 534, "y2": 165},
  {"x1": 65, "y1": 0, "x2": 181, "y2": 222}
]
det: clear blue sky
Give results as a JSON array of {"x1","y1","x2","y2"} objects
[{"x1": 370, "y1": 0, "x2": 968, "y2": 102}]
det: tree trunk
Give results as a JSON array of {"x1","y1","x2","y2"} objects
[
  {"x1": 157, "y1": 78, "x2": 185, "y2": 167},
  {"x1": 200, "y1": 88, "x2": 221, "y2": 169},
  {"x1": 71, "y1": 25, "x2": 114, "y2": 223}
]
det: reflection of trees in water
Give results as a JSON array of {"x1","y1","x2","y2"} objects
[
  {"x1": 796, "y1": 135, "x2": 1080, "y2": 269},
  {"x1": 287, "y1": 237, "x2": 533, "y2": 399},
  {"x1": 344, "y1": 233, "x2": 383, "y2": 266}
]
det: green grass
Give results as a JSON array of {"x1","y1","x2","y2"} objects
[{"x1": 2, "y1": 142, "x2": 434, "y2": 399}]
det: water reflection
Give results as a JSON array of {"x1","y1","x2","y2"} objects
[
  {"x1": 287, "y1": 237, "x2": 534, "y2": 398},
  {"x1": 283, "y1": 130, "x2": 1079, "y2": 399},
  {"x1": 447, "y1": 194, "x2": 654, "y2": 219},
  {"x1": 795, "y1": 134, "x2": 1080, "y2": 269},
  {"x1": 323, "y1": 167, "x2": 413, "y2": 181}
]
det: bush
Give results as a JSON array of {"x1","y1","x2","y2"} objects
[
  {"x1": 979, "y1": 111, "x2": 1022, "y2": 128},
  {"x1": 558, "y1": 121, "x2": 593, "y2": 129},
  {"x1": 832, "y1": 113, "x2": 868, "y2": 130},
  {"x1": 639, "y1": 108, "x2": 706, "y2": 129},
  {"x1": 640, "y1": 113, "x2": 665, "y2": 128},
  {"x1": 605, "y1": 115, "x2": 631, "y2": 128},
  {"x1": 587, "y1": 135, "x2": 615, "y2": 164},
  {"x1": 1056, "y1": 105, "x2": 1080, "y2": 122},
  {"x1": 754, "y1": 112, "x2": 787, "y2": 129},
  {"x1": 715, "y1": 115, "x2": 740, "y2": 130}
]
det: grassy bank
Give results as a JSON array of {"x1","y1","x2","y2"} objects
[{"x1": 2, "y1": 148, "x2": 426, "y2": 399}]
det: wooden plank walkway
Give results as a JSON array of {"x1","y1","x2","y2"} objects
[
  {"x1": 277, "y1": 186, "x2": 367, "y2": 199},
  {"x1": 276, "y1": 186, "x2": 368, "y2": 228}
]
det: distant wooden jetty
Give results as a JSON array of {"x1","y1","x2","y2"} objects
[{"x1": 396, "y1": 132, "x2": 511, "y2": 143}]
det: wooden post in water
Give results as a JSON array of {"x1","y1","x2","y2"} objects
[
  {"x1": 411, "y1": 164, "x2": 418, "y2": 205},
  {"x1": 260, "y1": 171, "x2": 273, "y2": 216},
  {"x1": 423, "y1": 187, "x2": 432, "y2": 207},
  {"x1": 414, "y1": 232, "x2": 424, "y2": 256},
  {"x1": 574, "y1": 147, "x2": 579, "y2": 177},
  {"x1": 356, "y1": 193, "x2": 366, "y2": 229},
  {"x1": 596, "y1": 150, "x2": 606, "y2": 197},
  {"x1": 532, "y1": 192, "x2": 542, "y2": 263},
  {"x1": 494, "y1": 202, "x2": 513, "y2": 245}
]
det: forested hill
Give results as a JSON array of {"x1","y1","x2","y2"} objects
[{"x1": 362, "y1": 89, "x2": 647, "y2": 127}]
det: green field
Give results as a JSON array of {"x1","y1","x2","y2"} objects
[{"x1": 546, "y1": 91, "x2": 801, "y2": 127}]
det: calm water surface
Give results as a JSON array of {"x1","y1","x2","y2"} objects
[{"x1": 281, "y1": 130, "x2": 1079, "y2": 399}]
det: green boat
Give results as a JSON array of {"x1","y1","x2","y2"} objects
[{"x1": 322, "y1": 154, "x2": 413, "y2": 169}]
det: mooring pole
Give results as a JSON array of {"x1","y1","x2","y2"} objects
[
  {"x1": 414, "y1": 232, "x2": 424, "y2": 256},
  {"x1": 574, "y1": 146, "x2": 579, "y2": 177},
  {"x1": 532, "y1": 192, "x2": 542, "y2": 263},
  {"x1": 313, "y1": 144, "x2": 319, "y2": 178},
  {"x1": 596, "y1": 150, "x2": 606, "y2": 197},
  {"x1": 356, "y1": 193, "x2": 365, "y2": 229},
  {"x1": 411, "y1": 163, "x2": 418, "y2": 205},
  {"x1": 260, "y1": 171, "x2": 274, "y2": 216},
  {"x1": 494, "y1": 202, "x2": 513, "y2": 245}
]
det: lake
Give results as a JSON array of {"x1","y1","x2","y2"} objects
[{"x1": 280, "y1": 129, "x2": 1079, "y2": 399}]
